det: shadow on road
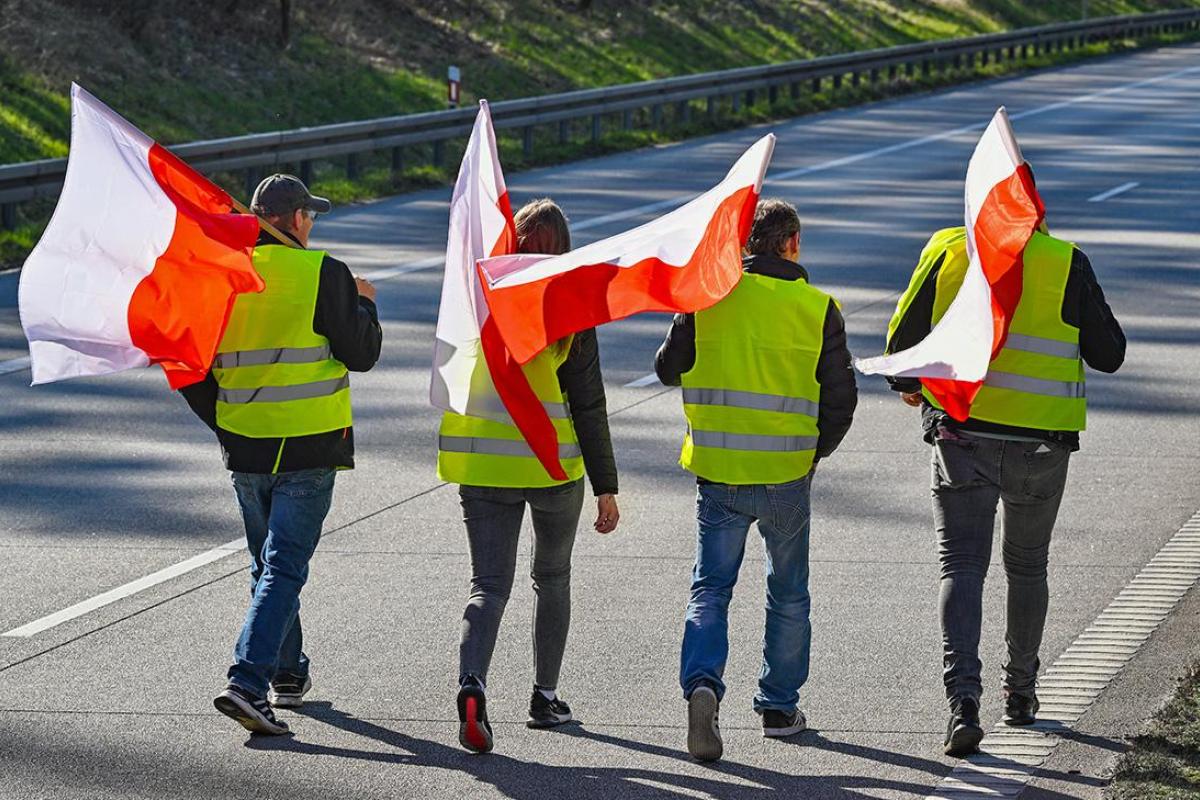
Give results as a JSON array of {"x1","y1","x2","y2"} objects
[{"x1": 242, "y1": 701, "x2": 1110, "y2": 798}]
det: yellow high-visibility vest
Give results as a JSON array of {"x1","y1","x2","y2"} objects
[
  {"x1": 680, "y1": 272, "x2": 830, "y2": 485},
  {"x1": 213, "y1": 245, "x2": 352, "y2": 439}
]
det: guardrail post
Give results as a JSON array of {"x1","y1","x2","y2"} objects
[
  {"x1": 346, "y1": 153, "x2": 359, "y2": 180},
  {"x1": 731, "y1": 92, "x2": 741, "y2": 113},
  {"x1": 1, "y1": 204, "x2": 14, "y2": 231},
  {"x1": 523, "y1": 127, "x2": 534, "y2": 158},
  {"x1": 745, "y1": 89, "x2": 755, "y2": 108},
  {"x1": 888, "y1": 65, "x2": 897, "y2": 81},
  {"x1": 921, "y1": 59, "x2": 930, "y2": 76},
  {"x1": 592, "y1": 113, "x2": 602, "y2": 142},
  {"x1": 832, "y1": 74, "x2": 842, "y2": 90},
  {"x1": 299, "y1": 160, "x2": 313, "y2": 186},
  {"x1": 391, "y1": 147, "x2": 403, "y2": 178},
  {"x1": 905, "y1": 61, "x2": 915, "y2": 77},
  {"x1": 652, "y1": 104, "x2": 664, "y2": 127},
  {"x1": 559, "y1": 120, "x2": 570, "y2": 144},
  {"x1": 768, "y1": 85, "x2": 778, "y2": 105},
  {"x1": 790, "y1": 82, "x2": 800, "y2": 99},
  {"x1": 244, "y1": 170, "x2": 257, "y2": 198},
  {"x1": 623, "y1": 109, "x2": 633, "y2": 130},
  {"x1": 851, "y1": 71, "x2": 861, "y2": 87},
  {"x1": 869, "y1": 68, "x2": 879, "y2": 84},
  {"x1": 677, "y1": 100, "x2": 691, "y2": 123},
  {"x1": 707, "y1": 96, "x2": 716, "y2": 117},
  {"x1": 433, "y1": 140, "x2": 445, "y2": 167}
]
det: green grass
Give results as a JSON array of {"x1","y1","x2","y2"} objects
[{"x1": 1109, "y1": 663, "x2": 1200, "y2": 799}]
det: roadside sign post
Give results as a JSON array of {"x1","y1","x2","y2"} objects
[{"x1": 448, "y1": 66, "x2": 461, "y2": 108}]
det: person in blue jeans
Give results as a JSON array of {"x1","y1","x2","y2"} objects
[
  {"x1": 181, "y1": 175, "x2": 382, "y2": 735},
  {"x1": 655, "y1": 199, "x2": 857, "y2": 761}
]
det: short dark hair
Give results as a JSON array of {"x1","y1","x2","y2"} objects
[
  {"x1": 514, "y1": 198, "x2": 571, "y2": 256},
  {"x1": 745, "y1": 199, "x2": 800, "y2": 257}
]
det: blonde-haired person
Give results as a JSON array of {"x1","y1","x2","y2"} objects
[{"x1": 436, "y1": 198, "x2": 620, "y2": 753}]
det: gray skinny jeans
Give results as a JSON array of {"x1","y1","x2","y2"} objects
[
  {"x1": 931, "y1": 429, "x2": 1070, "y2": 704},
  {"x1": 458, "y1": 479, "x2": 584, "y2": 689}
]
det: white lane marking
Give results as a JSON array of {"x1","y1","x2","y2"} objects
[
  {"x1": 1, "y1": 538, "x2": 244, "y2": 638},
  {"x1": 625, "y1": 372, "x2": 662, "y2": 388},
  {"x1": 1088, "y1": 181, "x2": 1140, "y2": 202},
  {"x1": 924, "y1": 508, "x2": 1200, "y2": 799},
  {"x1": 0, "y1": 356, "x2": 30, "y2": 376},
  {"x1": 3, "y1": 61, "x2": 1197, "y2": 381}
]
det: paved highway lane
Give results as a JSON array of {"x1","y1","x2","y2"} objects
[{"x1": 0, "y1": 43, "x2": 1198, "y2": 798}]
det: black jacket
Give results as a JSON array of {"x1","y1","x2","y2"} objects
[
  {"x1": 558, "y1": 329, "x2": 619, "y2": 496},
  {"x1": 654, "y1": 253, "x2": 858, "y2": 461},
  {"x1": 886, "y1": 243, "x2": 1125, "y2": 449},
  {"x1": 180, "y1": 231, "x2": 383, "y2": 473}
]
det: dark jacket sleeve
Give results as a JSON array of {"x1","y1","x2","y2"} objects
[
  {"x1": 1068, "y1": 249, "x2": 1126, "y2": 374},
  {"x1": 654, "y1": 313, "x2": 696, "y2": 387},
  {"x1": 558, "y1": 329, "x2": 618, "y2": 496},
  {"x1": 884, "y1": 255, "x2": 942, "y2": 395},
  {"x1": 179, "y1": 371, "x2": 219, "y2": 433},
  {"x1": 314, "y1": 255, "x2": 382, "y2": 373},
  {"x1": 815, "y1": 300, "x2": 857, "y2": 459}
]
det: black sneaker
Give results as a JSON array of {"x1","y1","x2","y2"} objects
[
  {"x1": 268, "y1": 672, "x2": 312, "y2": 709},
  {"x1": 687, "y1": 685, "x2": 723, "y2": 762},
  {"x1": 1003, "y1": 691, "x2": 1039, "y2": 726},
  {"x1": 214, "y1": 684, "x2": 290, "y2": 735},
  {"x1": 527, "y1": 690, "x2": 573, "y2": 729},
  {"x1": 943, "y1": 696, "x2": 983, "y2": 758},
  {"x1": 762, "y1": 708, "x2": 807, "y2": 738},
  {"x1": 457, "y1": 678, "x2": 493, "y2": 753}
]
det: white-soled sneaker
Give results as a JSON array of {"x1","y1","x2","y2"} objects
[
  {"x1": 762, "y1": 708, "x2": 807, "y2": 738},
  {"x1": 268, "y1": 673, "x2": 312, "y2": 709}
]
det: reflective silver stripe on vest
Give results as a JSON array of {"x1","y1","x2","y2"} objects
[
  {"x1": 217, "y1": 375, "x2": 350, "y2": 404},
  {"x1": 683, "y1": 388, "x2": 818, "y2": 418},
  {"x1": 467, "y1": 396, "x2": 571, "y2": 420},
  {"x1": 1003, "y1": 333, "x2": 1080, "y2": 360},
  {"x1": 984, "y1": 371, "x2": 1085, "y2": 398},
  {"x1": 213, "y1": 345, "x2": 332, "y2": 369},
  {"x1": 438, "y1": 436, "x2": 582, "y2": 460},
  {"x1": 689, "y1": 429, "x2": 818, "y2": 453}
]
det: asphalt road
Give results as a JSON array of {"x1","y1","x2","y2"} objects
[{"x1": 0, "y1": 43, "x2": 1198, "y2": 799}]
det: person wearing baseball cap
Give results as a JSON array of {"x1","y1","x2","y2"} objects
[{"x1": 181, "y1": 173, "x2": 382, "y2": 735}]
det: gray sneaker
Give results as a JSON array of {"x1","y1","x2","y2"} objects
[{"x1": 687, "y1": 685, "x2": 723, "y2": 762}]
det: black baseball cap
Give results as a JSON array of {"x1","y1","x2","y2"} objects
[{"x1": 250, "y1": 174, "x2": 332, "y2": 218}]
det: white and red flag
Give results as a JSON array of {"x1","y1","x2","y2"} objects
[
  {"x1": 478, "y1": 133, "x2": 775, "y2": 363},
  {"x1": 854, "y1": 108, "x2": 1044, "y2": 420},
  {"x1": 19, "y1": 84, "x2": 263, "y2": 389},
  {"x1": 430, "y1": 100, "x2": 517, "y2": 416},
  {"x1": 470, "y1": 133, "x2": 774, "y2": 477}
]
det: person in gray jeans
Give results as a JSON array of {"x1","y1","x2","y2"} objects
[
  {"x1": 443, "y1": 199, "x2": 620, "y2": 753},
  {"x1": 886, "y1": 222, "x2": 1125, "y2": 757}
]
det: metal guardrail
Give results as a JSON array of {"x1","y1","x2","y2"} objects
[{"x1": 2, "y1": 8, "x2": 1198, "y2": 228}]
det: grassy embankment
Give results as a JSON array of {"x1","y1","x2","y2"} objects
[
  {"x1": 2, "y1": 0, "x2": 1199, "y2": 267},
  {"x1": 1109, "y1": 663, "x2": 1200, "y2": 798}
]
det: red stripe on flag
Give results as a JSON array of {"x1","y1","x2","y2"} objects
[
  {"x1": 482, "y1": 186, "x2": 758, "y2": 365},
  {"x1": 921, "y1": 163, "x2": 1044, "y2": 421},
  {"x1": 480, "y1": 188, "x2": 564, "y2": 480},
  {"x1": 130, "y1": 145, "x2": 262, "y2": 389}
]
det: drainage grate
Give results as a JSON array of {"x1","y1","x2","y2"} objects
[{"x1": 925, "y1": 509, "x2": 1200, "y2": 799}]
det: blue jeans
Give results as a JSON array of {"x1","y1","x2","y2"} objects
[
  {"x1": 680, "y1": 476, "x2": 813, "y2": 713},
  {"x1": 227, "y1": 468, "x2": 335, "y2": 697}
]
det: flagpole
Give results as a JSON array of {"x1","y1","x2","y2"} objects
[{"x1": 229, "y1": 198, "x2": 300, "y2": 248}]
